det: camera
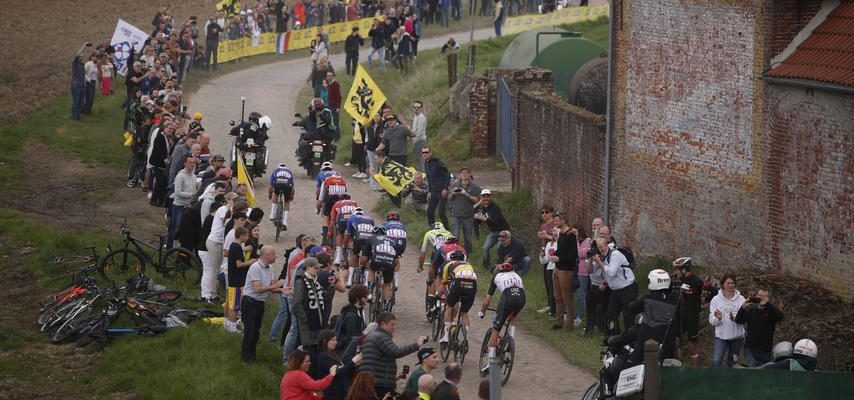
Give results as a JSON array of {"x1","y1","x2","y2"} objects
[{"x1": 586, "y1": 245, "x2": 601, "y2": 259}]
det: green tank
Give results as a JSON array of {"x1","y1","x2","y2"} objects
[
  {"x1": 498, "y1": 27, "x2": 570, "y2": 69},
  {"x1": 532, "y1": 37, "x2": 606, "y2": 99}
]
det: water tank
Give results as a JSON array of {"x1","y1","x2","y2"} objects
[
  {"x1": 498, "y1": 27, "x2": 569, "y2": 69},
  {"x1": 532, "y1": 38, "x2": 606, "y2": 100},
  {"x1": 568, "y1": 55, "x2": 609, "y2": 115}
]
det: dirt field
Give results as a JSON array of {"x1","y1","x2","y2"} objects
[{"x1": 0, "y1": 0, "x2": 213, "y2": 126}]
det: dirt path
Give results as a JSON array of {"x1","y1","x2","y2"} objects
[{"x1": 191, "y1": 30, "x2": 595, "y2": 398}]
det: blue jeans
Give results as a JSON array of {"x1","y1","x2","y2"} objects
[
  {"x1": 515, "y1": 256, "x2": 531, "y2": 276},
  {"x1": 367, "y1": 150, "x2": 380, "y2": 190},
  {"x1": 481, "y1": 232, "x2": 501, "y2": 270},
  {"x1": 71, "y1": 86, "x2": 85, "y2": 120},
  {"x1": 494, "y1": 19, "x2": 503, "y2": 37},
  {"x1": 575, "y1": 275, "x2": 589, "y2": 320},
  {"x1": 743, "y1": 346, "x2": 771, "y2": 367},
  {"x1": 367, "y1": 47, "x2": 385, "y2": 70},
  {"x1": 712, "y1": 337, "x2": 744, "y2": 367},
  {"x1": 283, "y1": 294, "x2": 300, "y2": 362},
  {"x1": 440, "y1": 8, "x2": 450, "y2": 27},
  {"x1": 451, "y1": 216, "x2": 474, "y2": 254},
  {"x1": 268, "y1": 293, "x2": 290, "y2": 342},
  {"x1": 167, "y1": 204, "x2": 184, "y2": 248}
]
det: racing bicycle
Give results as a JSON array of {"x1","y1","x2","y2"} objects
[
  {"x1": 440, "y1": 302, "x2": 469, "y2": 365},
  {"x1": 478, "y1": 307, "x2": 516, "y2": 386}
]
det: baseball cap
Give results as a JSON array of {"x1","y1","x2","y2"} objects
[
  {"x1": 193, "y1": 112, "x2": 203, "y2": 120},
  {"x1": 217, "y1": 167, "x2": 233, "y2": 179},
  {"x1": 303, "y1": 257, "x2": 320, "y2": 269},
  {"x1": 309, "y1": 246, "x2": 326, "y2": 256},
  {"x1": 212, "y1": 154, "x2": 226, "y2": 162},
  {"x1": 224, "y1": 192, "x2": 239, "y2": 201},
  {"x1": 416, "y1": 347, "x2": 436, "y2": 364},
  {"x1": 480, "y1": 189, "x2": 492, "y2": 196}
]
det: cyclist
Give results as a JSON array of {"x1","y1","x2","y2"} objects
[
  {"x1": 345, "y1": 207, "x2": 375, "y2": 287},
  {"x1": 383, "y1": 210, "x2": 408, "y2": 258},
  {"x1": 417, "y1": 222, "x2": 452, "y2": 307},
  {"x1": 314, "y1": 161, "x2": 335, "y2": 200},
  {"x1": 267, "y1": 162, "x2": 294, "y2": 229},
  {"x1": 360, "y1": 226, "x2": 400, "y2": 311},
  {"x1": 317, "y1": 171, "x2": 348, "y2": 243},
  {"x1": 328, "y1": 193, "x2": 358, "y2": 265},
  {"x1": 479, "y1": 262, "x2": 526, "y2": 362},
  {"x1": 439, "y1": 250, "x2": 477, "y2": 343}
]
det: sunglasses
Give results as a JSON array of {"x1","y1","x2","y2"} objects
[{"x1": 421, "y1": 151, "x2": 430, "y2": 154}]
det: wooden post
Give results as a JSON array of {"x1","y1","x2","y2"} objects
[
  {"x1": 448, "y1": 54, "x2": 458, "y2": 87},
  {"x1": 644, "y1": 339, "x2": 661, "y2": 400}
]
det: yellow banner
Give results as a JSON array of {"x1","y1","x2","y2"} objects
[
  {"x1": 503, "y1": 4, "x2": 610, "y2": 35},
  {"x1": 236, "y1": 153, "x2": 257, "y2": 207},
  {"x1": 343, "y1": 64, "x2": 388, "y2": 125},
  {"x1": 217, "y1": 32, "x2": 278, "y2": 63},
  {"x1": 374, "y1": 158, "x2": 416, "y2": 196}
]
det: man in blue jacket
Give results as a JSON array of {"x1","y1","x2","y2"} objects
[{"x1": 422, "y1": 146, "x2": 450, "y2": 229}]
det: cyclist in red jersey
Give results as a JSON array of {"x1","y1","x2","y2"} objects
[
  {"x1": 328, "y1": 194, "x2": 358, "y2": 265},
  {"x1": 317, "y1": 172, "x2": 348, "y2": 242}
]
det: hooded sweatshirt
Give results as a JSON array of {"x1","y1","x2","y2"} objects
[{"x1": 708, "y1": 289, "x2": 745, "y2": 340}]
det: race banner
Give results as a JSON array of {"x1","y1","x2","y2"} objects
[
  {"x1": 110, "y1": 19, "x2": 148, "y2": 76},
  {"x1": 344, "y1": 64, "x2": 387, "y2": 125},
  {"x1": 236, "y1": 154, "x2": 257, "y2": 207},
  {"x1": 374, "y1": 158, "x2": 416, "y2": 196},
  {"x1": 217, "y1": 32, "x2": 278, "y2": 63},
  {"x1": 503, "y1": 4, "x2": 610, "y2": 35}
]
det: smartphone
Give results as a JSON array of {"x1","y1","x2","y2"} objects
[
  {"x1": 356, "y1": 345, "x2": 362, "y2": 354},
  {"x1": 402, "y1": 365, "x2": 410, "y2": 375}
]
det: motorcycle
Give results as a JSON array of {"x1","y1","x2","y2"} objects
[
  {"x1": 228, "y1": 120, "x2": 269, "y2": 179},
  {"x1": 293, "y1": 113, "x2": 335, "y2": 179}
]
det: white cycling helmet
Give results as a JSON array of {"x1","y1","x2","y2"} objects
[
  {"x1": 321, "y1": 161, "x2": 333, "y2": 171},
  {"x1": 793, "y1": 339, "x2": 818, "y2": 359},
  {"x1": 772, "y1": 341, "x2": 794, "y2": 361},
  {"x1": 353, "y1": 207, "x2": 364, "y2": 215},
  {"x1": 647, "y1": 269, "x2": 671, "y2": 291},
  {"x1": 432, "y1": 222, "x2": 444, "y2": 230},
  {"x1": 259, "y1": 115, "x2": 272, "y2": 130}
]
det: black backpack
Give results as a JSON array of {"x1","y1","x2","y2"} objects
[{"x1": 617, "y1": 246, "x2": 636, "y2": 270}]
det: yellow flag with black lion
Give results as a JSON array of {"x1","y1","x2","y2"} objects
[
  {"x1": 374, "y1": 157, "x2": 416, "y2": 196},
  {"x1": 344, "y1": 64, "x2": 387, "y2": 125}
]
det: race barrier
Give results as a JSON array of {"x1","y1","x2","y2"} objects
[{"x1": 503, "y1": 4, "x2": 610, "y2": 35}]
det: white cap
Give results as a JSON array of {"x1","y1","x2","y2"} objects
[{"x1": 480, "y1": 189, "x2": 492, "y2": 196}]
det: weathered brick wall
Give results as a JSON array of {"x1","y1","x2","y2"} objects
[
  {"x1": 763, "y1": 86, "x2": 854, "y2": 297},
  {"x1": 514, "y1": 90, "x2": 607, "y2": 226}
]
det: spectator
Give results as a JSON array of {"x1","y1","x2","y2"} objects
[
  {"x1": 592, "y1": 237, "x2": 637, "y2": 336},
  {"x1": 358, "y1": 312, "x2": 428, "y2": 398},
  {"x1": 71, "y1": 43, "x2": 90, "y2": 121},
  {"x1": 241, "y1": 246, "x2": 284, "y2": 362},
  {"x1": 401, "y1": 172, "x2": 429, "y2": 212},
  {"x1": 284, "y1": 236, "x2": 317, "y2": 359},
  {"x1": 549, "y1": 214, "x2": 577, "y2": 330},
  {"x1": 448, "y1": 168, "x2": 480, "y2": 253},
  {"x1": 709, "y1": 273, "x2": 745, "y2": 367},
  {"x1": 364, "y1": 113, "x2": 384, "y2": 191},
  {"x1": 431, "y1": 362, "x2": 462, "y2": 400},
  {"x1": 313, "y1": 329, "x2": 362, "y2": 400},
  {"x1": 269, "y1": 235, "x2": 304, "y2": 344},
  {"x1": 226, "y1": 225, "x2": 256, "y2": 332},
  {"x1": 316, "y1": 253, "x2": 345, "y2": 326},
  {"x1": 205, "y1": 15, "x2": 223, "y2": 70},
  {"x1": 293, "y1": 257, "x2": 327, "y2": 354},
  {"x1": 474, "y1": 189, "x2": 510, "y2": 271},
  {"x1": 326, "y1": 71, "x2": 341, "y2": 141},
  {"x1": 538, "y1": 226, "x2": 558, "y2": 317},
  {"x1": 673, "y1": 257, "x2": 704, "y2": 366},
  {"x1": 148, "y1": 123, "x2": 176, "y2": 207},
  {"x1": 573, "y1": 224, "x2": 592, "y2": 328},
  {"x1": 337, "y1": 284, "x2": 370, "y2": 352},
  {"x1": 421, "y1": 146, "x2": 450, "y2": 228},
  {"x1": 411, "y1": 101, "x2": 427, "y2": 170},
  {"x1": 344, "y1": 26, "x2": 364, "y2": 76},
  {"x1": 350, "y1": 121, "x2": 368, "y2": 178},
  {"x1": 203, "y1": 192, "x2": 238, "y2": 301},
  {"x1": 439, "y1": 0, "x2": 449, "y2": 27},
  {"x1": 496, "y1": 231, "x2": 530, "y2": 275},
  {"x1": 735, "y1": 288, "x2": 784, "y2": 367},
  {"x1": 537, "y1": 206, "x2": 556, "y2": 246},
  {"x1": 584, "y1": 231, "x2": 609, "y2": 336},
  {"x1": 395, "y1": 27, "x2": 415, "y2": 72},
  {"x1": 281, "y1": 349, "x2": 337, "y2": 400},
  {"x1": 377, "y1": 115, "x2": 415, "y2": 166},
  {"x1": 440, "y1": 38, "x2": 460, "y2": 54},
  {"x1": 493, "y1": 0, "x2": 504, "y2": 36},
  {"x1": 478, "y1": 380, "x2": 489, "y2": 400},
  {"x1": 367, "y1": 19, "x2": 386, "y2": 70},
  {"x1": 169, "y1": 133, "x2": 198, "y2": 187},
  {"x1": 405, "y1": 347, "x2": 439, "y2": 392},
  {"x1": 417, "y1": 374, "x2": 435, "y2": 399},
  {"x1": 346, "y1": 371, "x2": 378, "y2": 400},
  {"x1": 83, "y1": 53, "x2": 98, "y2": 115},
  {"x1": 169, "y1": 154, "x2": 198, "y2": 248}
]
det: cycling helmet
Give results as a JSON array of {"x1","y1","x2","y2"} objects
[
  {"x1": 793, "y1": 339, "x2": 818, "y2": 359},
  {"x1": 278, "y1": 162, "x2": 287, "y2": 168},
  {"x1": 449, "y1": 250, "x2": 465, "y2": 261},
  {"x1": 312, "y1": 97, "x2": 325, "y2": 109},
  {"x1": 500, "y1": 262, "x2": 514, "y2": 272},
  {"x1": 248, "y1": 111, "x2": 262, "y2": 123},
  {"x1": 772, "y1": 341, "x2": 794, "y2": 362},
  {"x1": 386, "y1": 211, "x2": 400, "y2": 221},
  {"x1": 372, "y1": 226, "x2": 386, "y2": 235},
  {"x1": 259, "y1": 115, "x2": 272, "y2": 129},
  {"x1": 432, "y1": 222, "x2": 445, "y2": 230},
  {"x1": 193, "y1": 112, "x2": 203, "y2": 120},
  {"x1": 647, "y1": 269, "x2": 671, "y2": 291},
  {"x1": 673, "y1": 257, "x2": 693, "y2": 270},
  {"x1": 331, "y1": 171, "x2": 342, "y2": 177},
  {"x1": 321, "y1": 161, "x2": 333, "y2": 171},
  {"x1": 353, "y1": 207, "x2": 364, "y2": 215},
  {"x1": 446, "y1": 236, "x2": 459, "y2": 244},
  {"x1": 340, "y1": 193, "x2": 351, "y2": 199}
]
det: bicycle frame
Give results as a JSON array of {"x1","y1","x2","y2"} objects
[{"x1": 119, "y1": 225, "x2": 167, "y2": 272}]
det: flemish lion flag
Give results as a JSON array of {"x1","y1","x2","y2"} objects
[
  {"x1": 344, "y1": 64, "x2": 387, "y2": 125},
  {"x1": 374, "y1": 158, "x2": 416, "y2": 196},
  {"x1": 236, "y1": 153, "x2": 257, "y2": 207}
]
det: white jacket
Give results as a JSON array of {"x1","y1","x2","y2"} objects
[{"x1": 708, "y1": 289, "x2": 746, "y2": 340}]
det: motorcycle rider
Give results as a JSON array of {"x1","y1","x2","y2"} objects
[
  {"x1": 298, "y1": 98, "x2": 336, "y2": 166},
  {"x1": 230, "y1": 111, "x2": 271, "y2": 173},
  {"x1": 267, "y1": 162, "x2": 294, "y2": 229},
  {"x1": 764, "y1": 339, "x2": 818, "y2": 371}
]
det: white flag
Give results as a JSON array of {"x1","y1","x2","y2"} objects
[{"x1": 110, "y1": 19, "x2": 149, "y2": 76}]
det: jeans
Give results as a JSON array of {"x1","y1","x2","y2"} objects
[
  {"x1": 167, "y1": 204, "x2": 184, "y2": 248},
  {"x1": 366, "y1": 150, "x2": 380, "y2": 190},
  {"x1": 575, "y1": 275, "x2": 589, "y2": 320},
  {"x1": 544, "y1": 268, "x2": 555, "y2": 315},
  {"x1": 283, "y1": 294, "x2": 300, "y2": 362},
  {"x1": 332, "y1": 108, "x2": 341, "y2": 141},
  {"x1": 83, "y1": 81, "x2": 95, "y2": 114},
  {"x1": 202, "y1": 240, "x2": 223, "y2": 299},
  {"x1": 514, "y1": 256, "x2": 531, "y2": 276},
  {"x1": 450, "y1": 216, "x2": 474, "y2": 254},
  {"x1": 269, "y1": 293, "x2": 290, "y2": 342},
  {"x1": 586, "y1": 282, "x2": 610, "y2": 333},
  {"x1": 367, "y1": 46, "x2": 385, "y2": 70},
  {"x1": 411, "y1": 140, "x2": 426, "y2": 171},
  {"x1": 240, "y1": 296, "x2": 265, "y2": 362},
  {"x1": 742, "y1": 346, "x2": 770, "y2": 367},
  {"x1": 494, "y1": 19, "x2": 503, "y2": 37},
  {"x1": 553, "y1": 269, "x2": 574, "y2": 326},
  {"x1": 345, "y1": 51, "x2": 358, "y2": 75},
  {"x1": 451, "y1": 0, "x2": 461, "y2": 20},
  {"x1": 606, "y1": 281, "x2": 638, "y2": 335},
  {"x1": 70, "y1": 86, "x2": 85, "y2": 120},
  {"x1": 150, "y1": 167, "x2": 168, "y2": 207},
  {"x1": 427, "y1": 192, "x2": 449, "y2": 228},
  {"x1": 481, "y1": 231, "x2": 501, "y2": 270},
  {"x1": 206, "y1": 41, "x2": 219, "y2": 70},
  {"x1": 440, "y1": 8, "x2": 450, "y2": 27},
  {"x1": 712, "y1": 337, "x2": 744, "y2": 367}
]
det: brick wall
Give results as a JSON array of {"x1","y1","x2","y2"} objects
[{"x1": 514, "y1": 90, "x2": 607, "y2": 226}]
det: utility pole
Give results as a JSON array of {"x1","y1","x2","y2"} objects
[{"x1": 467, "y1": 0, "x2": 477, "y2": 74}]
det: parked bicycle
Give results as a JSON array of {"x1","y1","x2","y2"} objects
[
  {"x1": 126, "y1": 142, "x2": 147, "y2": 188},
  {"x1": 98, "y1": 220, "x2": 201, "y2": 294},
  {"x1": 478, "y1": 307, "x2": 516, "y2": 386}
]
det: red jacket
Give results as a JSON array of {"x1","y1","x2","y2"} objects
[
  {"x1": 280, "y1": 370, "x2": 333, "y2": 400},
  {"x1": 327, "y1": 80, "x2": 341, "y2": 109}
]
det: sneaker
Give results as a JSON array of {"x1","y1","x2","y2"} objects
[
  {"x1": 537, "y1": 306, "x2": 550, "y2": 314},
  {"x1": 344, "y1": 162, "x2": 352, "y2": 167},
  {"x1": 352, "y1": 172, "x2": 362, "y2": 178},
  {"x1": 573, "y1": 317, "x2": 583, "y2": 328}
]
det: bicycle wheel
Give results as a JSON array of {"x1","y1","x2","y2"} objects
[
  {"x1": 369, "y1": 283, "x2": 383, "y2": 322},
  {"x1": 99, "y1": 248, "x2": 145, "y2": 285},
  {"x1": 424, "y1": 286, "x2": 433, "y2": 322},
  {"x1": 455, "y1": 325, "x2": 468, "y2": 365},
  {"x1": 275, "y1": 219, "x2": 283, "y2": 242},
  {"x1": 500, "y1": 335, "x2": 515, "y2": 386},
  {"x1": 74, "y1": 314, "x2": 110, "y2": 350},
  {"x1": 137, "y1": 290, "x2": 183, "y2": 304},
  {"x1": 440, "y1": 326, "x2": 452, "y2": 361},
  {"x1": 478, "y1": 329, "x2": 492, "y2": 377},
  {"x1": 162, "y1": 247, "x2": 202, "y2": 287},
  {"x1": 431, "y1": 304, "x2": 444, "y2": 342},
  {"x1": 50, "y1": 306, "x2": 99, "y2": 344},
  {"x1": 40, "y1": 297, "x2": 84, "y2": 333},
  {"x1": 581, "y1": 382, "x2": 602, "y2": 400}
]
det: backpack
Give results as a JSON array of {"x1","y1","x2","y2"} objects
[
  {"x1": 334, "y1": 306, "x2": 363, "y2": 351},
  {"x1": 617, "y1": 246, "x2": 636, "y2": 270}
]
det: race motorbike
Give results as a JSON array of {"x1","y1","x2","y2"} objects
[
  {"x1": 293, "y1": 113, "x2": 335, "y2": 179},
  {"x1": 228, "y1": 119, "x2": 270, "y2": 179}
]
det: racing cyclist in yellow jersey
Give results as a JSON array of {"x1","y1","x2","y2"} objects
[
  {"x1": 418, "y1": 222, "x2": 452, "y2": 312},
  {"x1": 439, "y1": 250, "x2": 477, "y2": 343}
]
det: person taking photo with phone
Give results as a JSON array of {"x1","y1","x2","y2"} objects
[{"x1": 735, "y1": 288, "x2": 785, "y2": 367}]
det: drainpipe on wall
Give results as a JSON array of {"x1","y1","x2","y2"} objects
[{"x1": 603, "y1": 0, "x2": 615, "y2": 225}]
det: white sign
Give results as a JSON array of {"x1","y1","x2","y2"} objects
[{"x1": 110, "y1": 19, "x2": 148, "y2": 76}]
